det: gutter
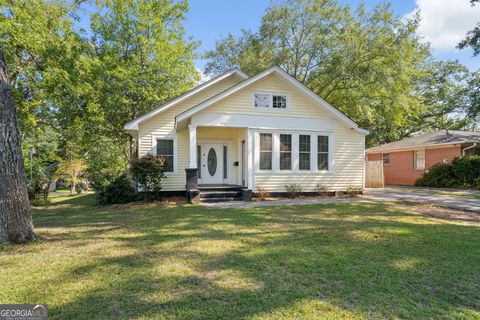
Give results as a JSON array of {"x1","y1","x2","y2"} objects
[{"x1": 462, "y1": 143, "x2": 477, "y2": 156}]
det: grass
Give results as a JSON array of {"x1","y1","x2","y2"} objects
[
  {"x1": 1, "y1": 194, "x2": 479, "y2": 319},
  {"x1": 388, "y1": 186, "x2": 480, "y2": 200}
]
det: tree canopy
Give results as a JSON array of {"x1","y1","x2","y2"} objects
[{"x1": 204, "y1": 0, "x2": 472, "y2": 145}]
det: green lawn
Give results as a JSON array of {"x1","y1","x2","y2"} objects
[{"x1": 1, "y1": 194, "x2": 479, "y2": 319}]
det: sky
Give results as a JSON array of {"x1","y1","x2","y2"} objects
[{"x1": 183, "y1": 0, "x2": 480, "y2": 74}]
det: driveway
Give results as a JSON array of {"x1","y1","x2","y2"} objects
[{"x1": 363, "y1": 187, "x2": 480, "y2": 212}]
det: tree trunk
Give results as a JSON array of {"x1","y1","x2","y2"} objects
[
  {"x1": 0, "y1": 47, "x2": 36, "y2": 244},
  {"x1": 70, "y1": 182, "x2": 76, "y2": 195}
]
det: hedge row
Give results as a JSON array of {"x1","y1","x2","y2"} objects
[{"x1": 415, "y1": 156, "x2": 480, "y2": 189}]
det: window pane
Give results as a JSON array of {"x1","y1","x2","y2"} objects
[
  {"x1": 415, "y1": 150, "x2": 425, "y2": 169},
  {"x1": 259, "y1": 133, "x2": 272, "y2": 170},
  {"x1": 260, "y1": 152, "x2": 272, "y2": 170},
  {"x1": 299, "y1": 135, "x2": 311, "y2": 152},
  {"x1": 299, "y1": 153, "x2": 310, "y2": 170},
  {"x1": 382, "y1": 153, "x2": 390, "y2": 165},
  {"x1": 317, "y1": 136, "x2": 328, "y2": 153},
  {"x1": 280, "y1": 134, "x2": 292, "y2": 151},
  {"x1": 157, "y1": 139, "x2": 174, "y2": 172},
  {"x1": 260, "y1": 133, "x2": 272, "y2": 150},
  {"x1": 254, "y1": 94, "x2": 270, "y2": 108},
  {"x1": 273, "y1": 95, "x2": 287, "y2": 108},
  {"x1": 162, "y1": 155, "x2": 174, "y2": 172},
  {"x1": 318, "y1": 153, "x2": 328, "y2": 170},
  {"x1": 279, "y1": 134, "x2": 292, "y2": 170},
  {"x1": 157, "y1": 139, "x2": 173, "y2": 156},
  {"x1": 280, "y1": 152, "x2": 291, "y2": 170}
]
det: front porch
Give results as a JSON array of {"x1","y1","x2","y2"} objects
[{"x1": 184, "y1": 126, "x2": 253, "y2": 202}]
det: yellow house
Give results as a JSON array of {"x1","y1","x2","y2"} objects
[{"x1": 124, "y1": 66, "x2": 368, "y2": 202}]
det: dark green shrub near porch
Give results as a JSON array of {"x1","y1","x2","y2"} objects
[
  {"x1": 97, "y1": 174, "x2": 135, "y2": 205},
  {"x1": 130, "y1": 154, "x2": 167, "y2": 201},
  {"x1": 415, "y1": 156, "x2": 480, "y2": 189}
]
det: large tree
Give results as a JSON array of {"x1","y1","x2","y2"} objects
[
  {"x1": 204, "y1": 0, "x2": 467, "y2": 146},
  {"x1": 0, "y1": 47, "x2": 36, "y2": 243},
  {"x1": 88, "y1": 0, "x2": 200, "y2": 159}
]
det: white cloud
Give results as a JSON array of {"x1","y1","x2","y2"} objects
[{"x1": 405, "y1": 0, "x2": 480, "y2": 51}]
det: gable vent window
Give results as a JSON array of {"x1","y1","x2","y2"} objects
[
  {"x1": 273, "y1": 95, "x2": 287, "y2": 109},
  {"x1": 254, "y1": 93, "x2": 288, "y2": 110},
  {"x1": 254, "y1": 94, "x2": 270, "y2": 108}
]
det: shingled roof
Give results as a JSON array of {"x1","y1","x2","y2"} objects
[{"x1": 367, "y1": 130, "x2": 480, "y2": 153}]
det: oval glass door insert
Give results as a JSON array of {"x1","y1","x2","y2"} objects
[{"x1": 207, "y1": 148, "x2": 217, "y2": 176}]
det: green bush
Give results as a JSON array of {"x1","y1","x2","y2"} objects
[
  {"x1": 415, "y1": 156, "x2": 480, "y2": 189},
  {"x1": 97, "y1": 174, "x2": 135, "y2": 205},
  {"x1": 451, "y1": 156, "x2": 480, "y2": 187},
  {"x1": 346, "y1": 185, "x2": 362, "y2": 197},
  {"x1": 130, "y1": 154, "x2": 167, "y2": 201}
]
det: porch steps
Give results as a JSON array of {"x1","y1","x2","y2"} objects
[{"x1": 198, "y1": 185, "x2": 245, "y2": 203}]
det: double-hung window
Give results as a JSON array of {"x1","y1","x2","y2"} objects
[
  {"x1": 414, "y1": 149, "x2": 425, "y2": 170},
  {"x1": 317, "y1": 136, "x2": 329, "y2": 171},
  {"x1": 279, "y1": 134, "x2": 292, "y2": 170},
  {"x1": 259, "y1": 133, "x2": 273, "y2": 170},
  {"x1": 299, "y1": 135, "x2": 311, "y2": 171},
  {"x1": 156, "y1": 139, "x2": 174, "y2": 172}
]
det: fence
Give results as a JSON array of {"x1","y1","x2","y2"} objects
[{"x1": 365, "y1": 160, "x2": 384, "y2": 188}]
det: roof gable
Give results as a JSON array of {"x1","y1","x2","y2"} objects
[
  {"x1": 175, "y1": 66, "x2": 368, "y2": 134},
  {"x1": 124, "y1": 69, "x2": 248, "y2": 132}
]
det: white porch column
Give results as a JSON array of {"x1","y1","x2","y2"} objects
[
  {"x1": 189, "y1": 125, "x2": 197, "y2": 168},
  {"x1": 247, "y1": 128, "x2": 254, "y2": 190}
]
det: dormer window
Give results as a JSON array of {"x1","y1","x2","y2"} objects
[{"x1": 253, "y1": 92, "x2": 288, "y2": 110}]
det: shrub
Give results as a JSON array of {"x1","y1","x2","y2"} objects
[
  {"x1": 415, "y1": 163, "x2": 456, "y2": 188},
  {"x1": 451, "y1": 156, "x2": 480, "y2": 187},
  {"x1": 285, "y1": 183, "x2": 302, "y2": 198},
  {"x1": 314, "y1": 184, "x2": 329, "y2": 197},
  {"x1": 97, "y1": 174, "x2": 135, "y2": 205},
  {"x1": 346, "y1": 185, "x2": 362, "y2": 197},
  {"x1": 255, "y1": 186, "x2": 269, "y2": 201},
  {"x1": 130, "y1": 154, "x2": 167, "y2": 201}
]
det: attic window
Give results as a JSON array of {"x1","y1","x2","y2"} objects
[{"x1": 253, "y1": 93, "x2": 288, "y2": 109}]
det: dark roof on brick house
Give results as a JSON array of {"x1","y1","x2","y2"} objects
[{"x1": 366, "y1": 130, "x2": 480, "y2": 153}]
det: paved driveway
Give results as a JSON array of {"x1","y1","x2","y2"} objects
[{"x1": 363, "y1": 187, "x2": 480, "y2": 212}]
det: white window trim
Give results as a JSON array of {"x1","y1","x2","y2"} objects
[
  {"x1": 413, "y1": 148, "x2": 426, "y2": 171},
  {"x1": 152, "y1": 134, "x2": 178, "y2": 175},
  {"x1": 251, "y1": 91, "x2": 291, "y2": 112},
  {"x1": 254, "y1": 130, "x2": 334, "y2": 174}
]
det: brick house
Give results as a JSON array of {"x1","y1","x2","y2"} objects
[{"x1": 366, "y1": 130, "x2": 480, "y2": 186}]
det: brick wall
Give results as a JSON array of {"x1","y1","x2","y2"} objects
[{"x1": 366, "y1": 145, "x2": 461, "y2": 186}]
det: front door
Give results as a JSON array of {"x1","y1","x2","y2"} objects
[{"x1": 201, "y1": 143, "x2": 224, "y2": 184}]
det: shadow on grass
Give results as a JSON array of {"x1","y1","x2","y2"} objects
[{"x1": 25, "y1": 199, "x2": 480, "y2": 319}]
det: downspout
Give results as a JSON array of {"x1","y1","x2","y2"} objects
[{"x1": 462, "y1": 143, "x2": 477, "y2": 156}]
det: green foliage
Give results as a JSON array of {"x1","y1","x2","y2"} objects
[
  {"x1": 204, "y1": 0, "x2": 470, "y2": 146},
  {"x1": 56, "y1": 158, "x2": 88, "y2": 194},
  {"x1": 88, "y1": 0, "x2": 199, "y2": 155},
  {"x1": 415, "y1": 163, "x2": 455, "y2": 188},
  {"x1": 451, "y1": 156, "x2": 480, "y2": 187},
  {"x1": 86, "y1": 137, "x2": 129, "y2": 189},
  {"x1": 96, "y1": 173, "x2": 135, "y2": 205},
  {"x1": 284, "y1": 183, "x2": 302, "y2": 198},
  {"x1": 415, "y1": 156, "x2": 480, "y2": 189},
  {"x1": 130, "y1": 154, "x2": 167, "y2": 201}
]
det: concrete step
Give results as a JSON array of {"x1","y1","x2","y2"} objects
[{"x1": 200, "y1": 190, "x2": 243, "y2": 199}]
